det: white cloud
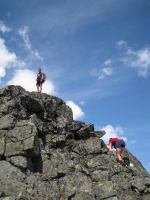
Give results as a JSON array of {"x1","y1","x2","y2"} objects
[
  {"x1": 7, "y1": 69, "x2": 55, "y2": 94},
  {"x1": 104, "y1": 59, "x2": 112, "y2": 66},
  {"x1": 66, "y1": 100, "x2": 84, "y2": 120},
  {"x1": 19, "y1": 26, "x2": 43, "y2": 61},
  {"x1": 118, "y1": 40, "x2": 150, "y2": 78},
  {"x1": 98, "y1": 67, "x2": 113, "y2": 80},
  {"x1": 0, "y1": 21, "x2": 11, "y2": 33},
  {"x1": 19, "y1": 26, "x2": 31, "y2": 50},
  {"x1": 91, "y1": 67, "x2": 113, "y2": 80},
  {"x1": 90, "y1": 59, "x2": 113, "y2": 80},
  {"x1": 34, "y1": 50, "x2": 43, "y2": 61},
  {"x1": 0, "y1": 38, "x2": 17, "y2": 78},
  {"x1": 117, "y1": 40, "x2": 127, "y2": 47},
  {"x1": 101, "y1": 124, "x2": 127, "y2": 144},
  {"x1": 129, "y1": 48, "x2": 150, "y2": 78}
]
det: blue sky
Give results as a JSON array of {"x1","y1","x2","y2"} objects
[{"x1": 0, "y1": 0, "x2": 150, "y2": 172}]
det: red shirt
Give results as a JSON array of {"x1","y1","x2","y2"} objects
[{"x1": 109, "y1": 138, "x2": 121, "y2": 146}]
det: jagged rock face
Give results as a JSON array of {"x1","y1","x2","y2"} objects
[{"x1": 0, "y1": 85, "x2": 149, "y2": 200}]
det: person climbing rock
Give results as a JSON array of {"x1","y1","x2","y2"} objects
[
  {"x1": 36, "y1": 68, "x2": 46, "y2": 93},
  {"x1": 108, "y1": 137, "x2": 126, "y2": 164}
]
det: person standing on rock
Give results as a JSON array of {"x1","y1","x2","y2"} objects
[
  {"x1": 108, "y1": 137, "x2": 126, "y2": 164},
  {"x1": 36, "y1": 68, "x2": 46, "y2": 93}
]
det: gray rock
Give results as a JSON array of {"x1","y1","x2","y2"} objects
[
  {"x1": 0, "y1": 130, "x2": 6, "y2": 156},
  {"x1": 5, "y1": 120, "x2": 39, "y2": 156},
  {"x1": 91, "y1": 130, "x2": 106, "y2": 138},
  {"x1": 75, "y1": 124, "x2": 94, "y2": 139},
  {"x1": 67, "y1": 120, "x2": 86, "y2": 132},
  {"x1": 59, "y1": 173, "x2": 94, "y2": 199},
  {"x1": 0, "y1": 161, "x2": 26, "y2": 198},
  {"x1": 93, "y1": 181, "x2": 116, "y2": 200},
  {"x1": 72, "y1": 137, "x2": 104, "y2": 155},
  {"x1": 9, "y1": 156, "x2": 28, "y2": 169},
  {"x1": 0, "y1": 114, "x2": 15, "y2": 130},
  {"x1": 0, "y1": 85, "x2": 149, "y2": 200}
]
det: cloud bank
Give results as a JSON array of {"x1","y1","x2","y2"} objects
[
  {"x1": 66, "y1": 100, "x2": 84, "y2": 120},
  {"x1": 0, "y1": 38, "x2": 17, "y2": 79},
  {"x1": 101, "y1": 124, "x2": 127, "y2": 144}
]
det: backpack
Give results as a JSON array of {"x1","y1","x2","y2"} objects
[{"x1": 42, "y1": 73, "x2": 46, "y2": 81}]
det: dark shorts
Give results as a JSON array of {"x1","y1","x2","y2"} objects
[
  {"x1": 115, "y1": 140, "x2": 125, "y2": 148},
  {"x1": 36, "y1": 80, "x2": 45, "y2": 86}
]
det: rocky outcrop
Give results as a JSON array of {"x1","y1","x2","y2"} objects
[{"x1": 0, "y1": 85, "x2": 149, "y2": 200}]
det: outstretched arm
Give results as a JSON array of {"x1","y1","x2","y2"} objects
[{"x1": 107, "y1": 142, "x2": 112, "y2": 151}]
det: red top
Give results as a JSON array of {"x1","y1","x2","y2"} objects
[{"x1": 109, "y1": 138, "x2": 121, "y2": 145}]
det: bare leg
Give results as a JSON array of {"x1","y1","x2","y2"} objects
[
  {"x1": 37, "y1": 84, "x2": 40, "y2": 92},
  {"x1": 39, "y1": 83, "x2": 42, "y2": 93},
  {"x1": 116, "y1": 148, "x2": 124, "y2": 163}
]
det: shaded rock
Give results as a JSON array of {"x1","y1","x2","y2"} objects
[
  {"x1": 67, "y1": 120, "x2": 86, "y2": 132},
  {"x1": 49, "y1": 135, "x2": 66, "y2": 148},
  {"x1": 75, "y1": 124, "x2": 94, "y2": 139},
  {"x1": 20, "y1": 95, "x2": 44, "y2": 114},
  {"x1": 91, "y1": 130, "x2": 106, "y2": 138}
]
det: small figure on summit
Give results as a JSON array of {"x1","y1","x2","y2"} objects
[
  {"x1": 108, "y1": 137, "x2": 126, "y2": 164},
  {"x1": 36, "y1": 68, "x2": 46, "y2": 93}
]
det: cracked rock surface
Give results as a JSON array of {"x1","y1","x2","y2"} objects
[{"x1": 0, "y1": 85, "x2": 149, "y2": 200}]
